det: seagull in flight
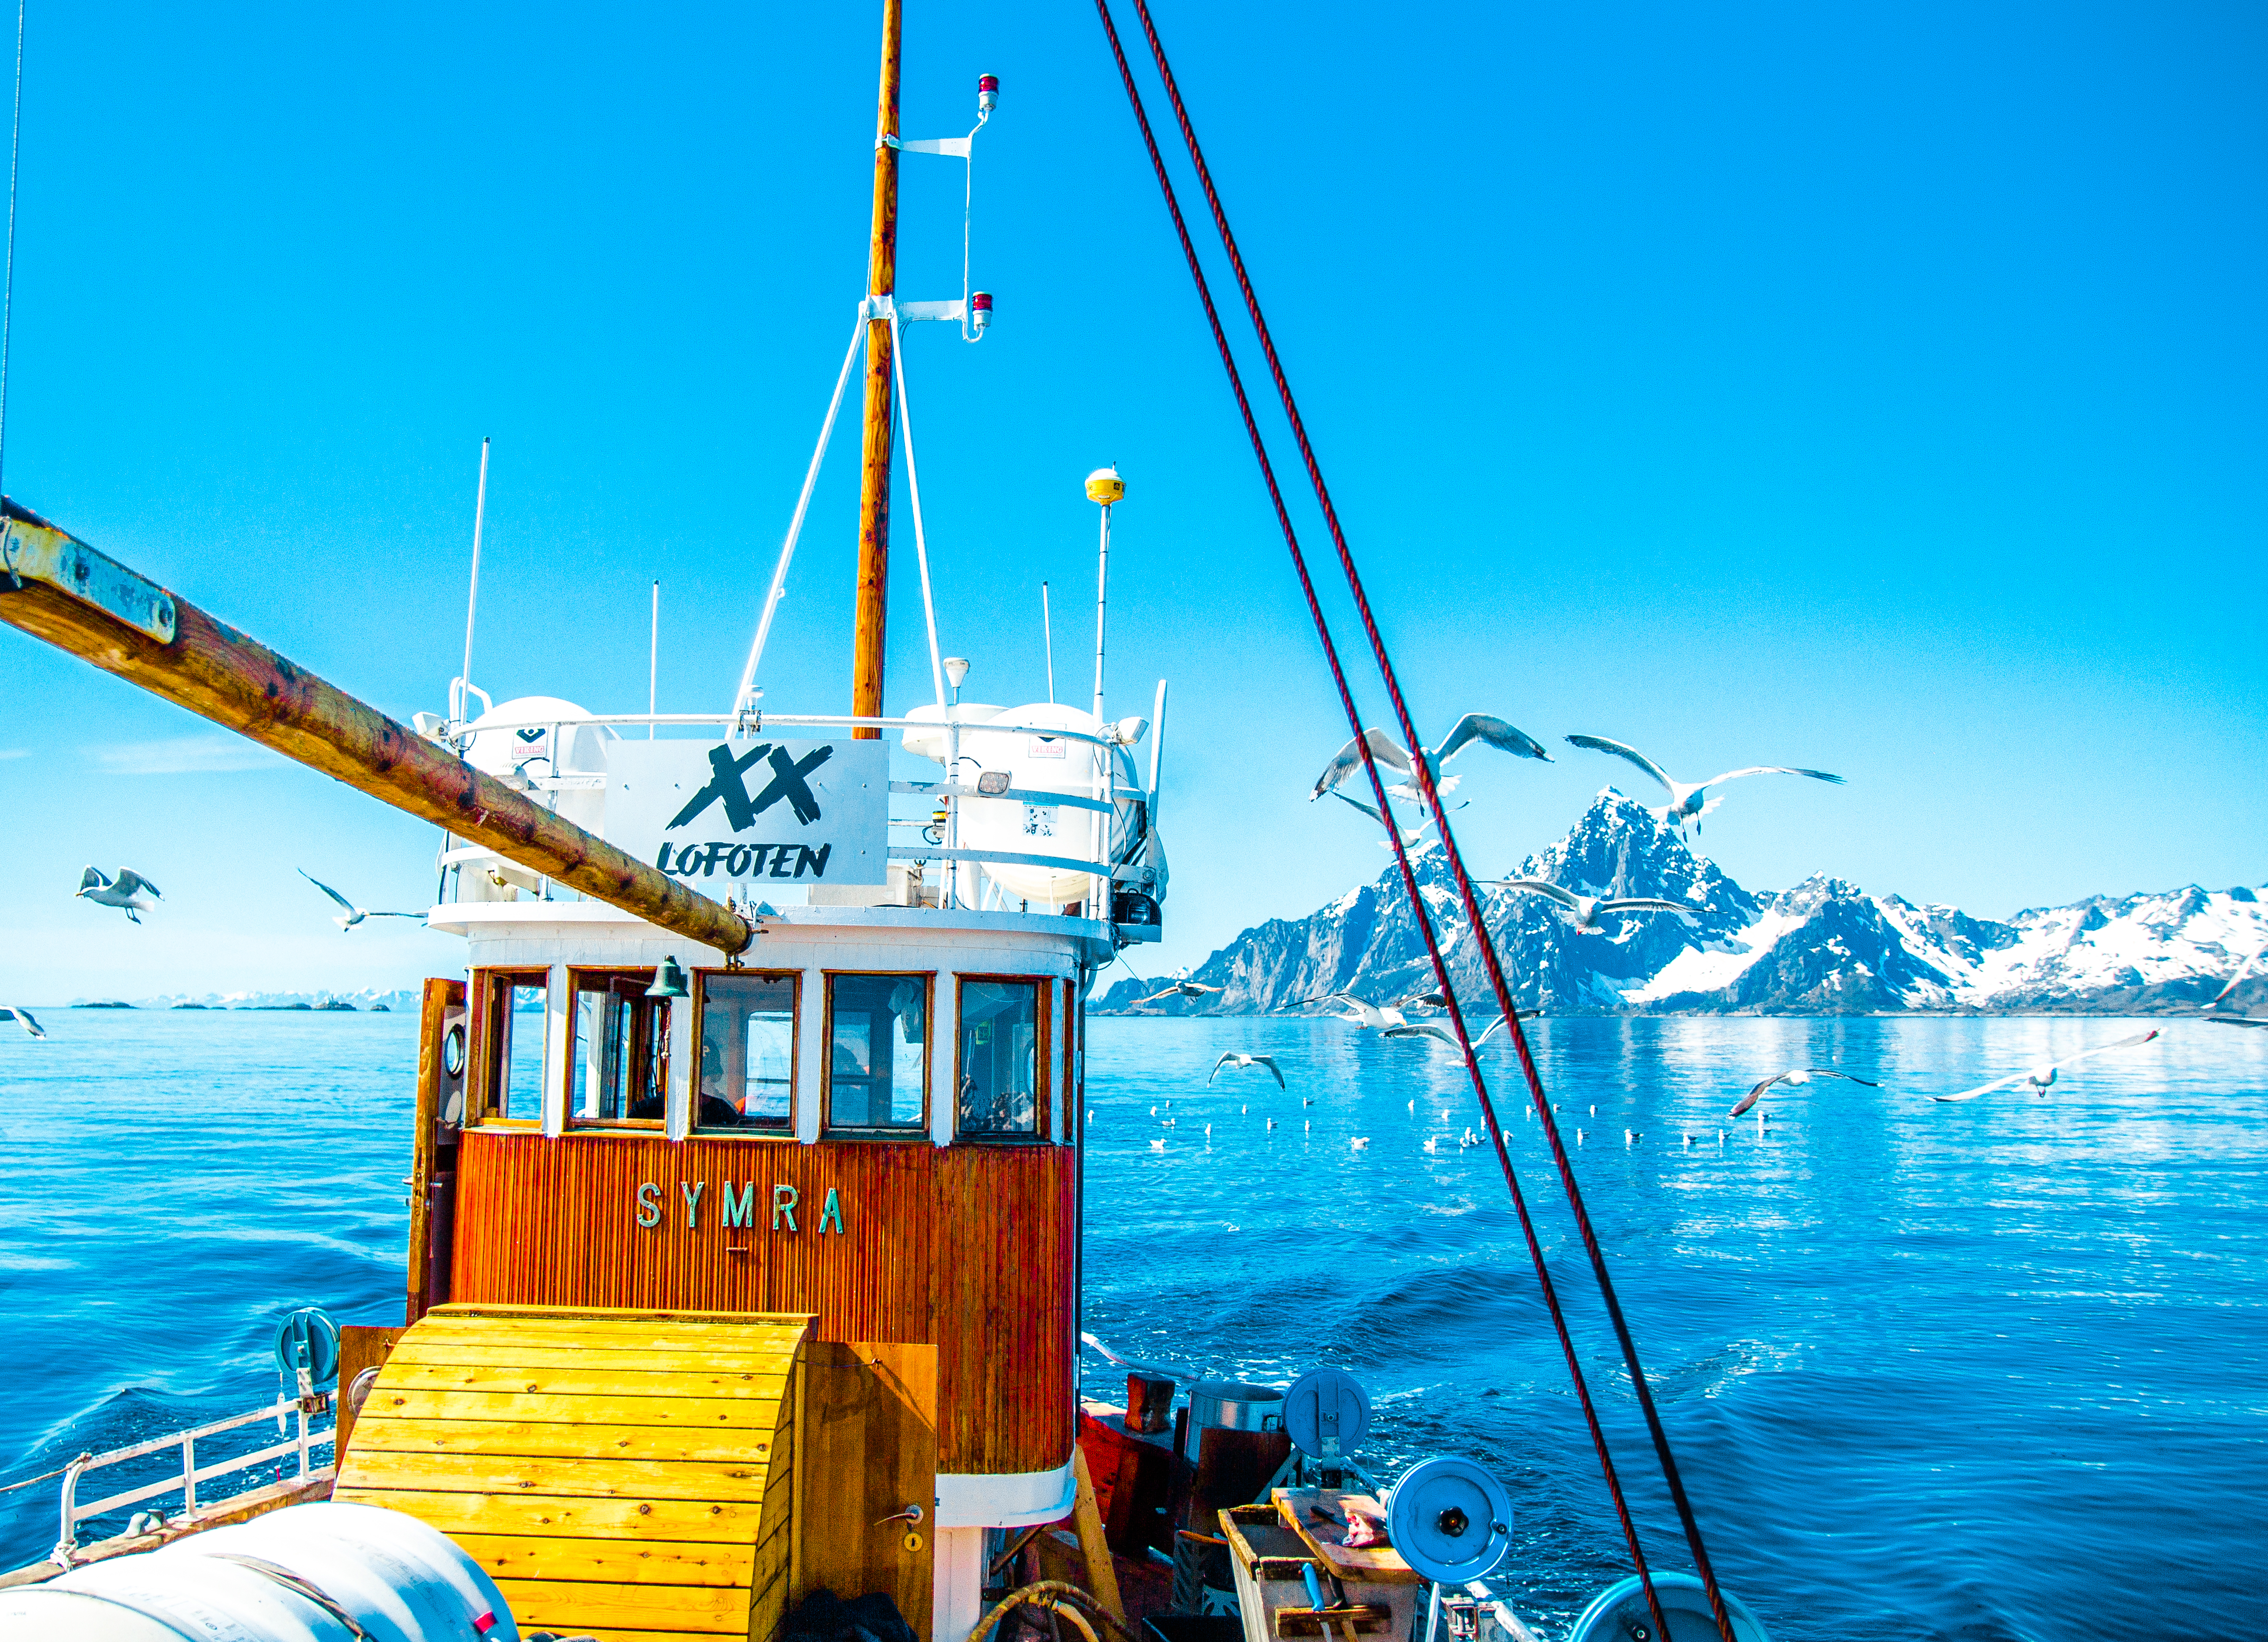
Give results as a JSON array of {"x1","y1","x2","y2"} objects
[
  {"x1": 1933, "y1": 1029, "x2": 2160, "y2": 1103},
  {"x1": 1324, "y1": 788, "x2": 1442, "y2": 847},
  {"x1": 1728, "y1": 1067, "x2": 1880, "y2": 1118},
  {"x1": 2207, "y1": 945, "x2": 2265, "y2": 1011},
  {"x1": 1470, "y1": 1010, "x2": 1542, "y2": 1049},
  {"x1": 1, "y1": 1006, "x2": 45, "y2": 1039},
  {"x1": 1488, "y1": 877, "x2": 1697, "y2": 931},
  {"x1": 1564, "y1": 735, "x2": 1843, "y2": 831},
  {"x1": 1381, "y1": 1023, "x2": 1459, "y2": 1047},
  {"x1": 1209, "y1": 1052, "x2": 1285, "y2": 1088},
  {"x1": 1139, "y1": 973, "x2": 1222, "y2": 1006},
  {"x1": 1300, "y1": 992, "x2": 1409, "y2": 1030},
  {"x1": 76, "y1": 867, "x2": 162, "y2": 924},
  {"x1": 298, "y1": 869, "x2": 424, "y2": 932},
  {"x1": 1312, "y1": 716, "x2": 1551, "y2": 812}
]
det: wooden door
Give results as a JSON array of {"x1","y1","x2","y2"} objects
[{"x1": 796, "y1": 1342, "x2": 938, "y2": 1638}]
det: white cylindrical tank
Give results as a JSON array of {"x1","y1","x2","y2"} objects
[
  {"x1": 0, "y1": 1503, "x2": 517, "y2": 1642},
  {"x1": 899, "y1": 701, "x2": 1005, "y2": 763},
  {"x1": 955, "y1": 702, "x2": 1107, "y2": 906},
  {"x1": 462, "y1": 694, "x2": 617, "y2": 835}
]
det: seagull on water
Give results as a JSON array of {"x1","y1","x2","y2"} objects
[
  {"x1": 1933, "y1": 1029, "x2": 2161, "y2": 1103},
  {"x1": 1209, "y1": 1052, "x2": 1285, "y2": 1089},
  {"x1": 1729, "y1": 1067, "x2": 1881, "y2": 1118},
  {"x1": 1488, "y1": 877, "x2": 1697, "y2": 931},
  {"x1": 1350, "y1": 1137, "x2": 1370, "y2": 1150},
  {"x1": 1311, "y1": 716, "x2": 1552, "y2": 813},
  {"x1": 76, "y1": 867, "x2": 162, "y2": 924},
  {"x1": 1564, "y1": 735, "x2": 1843, "y2": 832},
  {"x1": 298, "y1": 869, "x2": 424, "y2": 932},
  {"x1": 1, "y1": 1006, "x2": 46, "y2": 1039},
  {"x1": 1148, "y1": 1138, "x2": 1167, "y2": 1152}
]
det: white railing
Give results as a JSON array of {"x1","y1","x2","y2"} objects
[
  {"x1": 51, "y1": 1395, "x2": 335, "y2": 1565},
  {"x1": 429, "y1": 708, "x2": 1164, "y2": 921}
]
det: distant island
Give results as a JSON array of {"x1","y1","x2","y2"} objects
[
  {"x1": 71, "y1": 1001, "x2": 134, "y2": 1009},
  {"x1": 64, "y1": 987, "x2": 423, "y2": 1013}
]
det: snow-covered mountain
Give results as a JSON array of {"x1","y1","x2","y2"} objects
[{"x1": 1096, "y1": 791, "x2": 2266, "y2": 1016}]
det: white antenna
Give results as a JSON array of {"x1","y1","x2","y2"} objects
[
  {"x1": 1085, "y1": 466, "x2": 1123, "y2": 722},
  {"x1": 1041, "y1": 580, "x2": 1054, "y2": 704},
  {"x1": 458, "y1": 437, "x2": 490, "y2": 721},
  {"x1": 648, "y1": 579, "x2": 659, "y2": 740}
]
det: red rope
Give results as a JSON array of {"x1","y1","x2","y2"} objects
[
  {"x1": 1087, "y1": 8, "x2": 1673, "y2": 1639},
  {"x1": 1115, "y1": 8, "x2": 1740, "y2": 1637}
]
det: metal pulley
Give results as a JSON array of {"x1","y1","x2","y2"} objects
[{"x1": 1383, "y1": 1455, "x2": 1514, "y2": 1584}]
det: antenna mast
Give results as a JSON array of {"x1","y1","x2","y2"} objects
[
  {"x1": 457, "y1": 436, "x2": 491, "y2": 723},
  {"x1": 850, "y1": 0, "x2": 902, "y2": 740}
]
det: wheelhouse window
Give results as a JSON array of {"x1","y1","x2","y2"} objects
[
  {"x1": 825, "y1": 973, "x2": 929, "y2": 1134},
  {"x1": 957, "y1": 977, "x2": 1046, "y2": 1141},
  {"x1": 482, "y1": 969, "x2": 548, "y2": 1125},
  {"x1": 697, "y1": 971, "x2": 797, "y2": 1134},
  {"x1": 566, "y1": 969, "x2": 668, "y2": 1128}
]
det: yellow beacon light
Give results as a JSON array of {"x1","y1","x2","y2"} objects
[{"x1": 1085, "y1": 466, "x2": 1125, "y2": 505}]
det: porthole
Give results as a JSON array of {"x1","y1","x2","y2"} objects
[{"x1": 442, "y1": 1023, "x2": 467, "y2": 1079}]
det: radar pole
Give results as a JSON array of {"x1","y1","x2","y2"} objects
[{"x1": 850, "y1": 0, "x2": 902, "y2": 740}]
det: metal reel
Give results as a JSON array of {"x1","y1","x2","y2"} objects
[
  {"x1": 1382, "y1": 1455, "x2": 1514, "y2": 1584},
  {"x1": 1566, "y1": 1572, "x2": 1772, "y2": 1642},
  {"x1": 1284, "y1": 1367, "x2": 1372, "y2": 1460},
  {"x1": 274, "y1": 1307, "x2": 340, "y2": 1391}
]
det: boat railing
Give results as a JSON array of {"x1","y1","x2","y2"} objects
[
  {"x1": 427, "y1": 709, "x2": 1163, "y2": 922},
  {"x1": 49, "y1": 1394, "x2": 336, "y2": 1566}
]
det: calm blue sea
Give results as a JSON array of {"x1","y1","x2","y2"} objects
[{"x1": 2, "y1": 1010, "x2": 2262, "y2": 1641}]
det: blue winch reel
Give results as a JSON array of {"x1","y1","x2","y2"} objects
[
  {"x1": 1383, "y1": 1455, "x2": 1515, "y2": 1585},
  {"x1": 1284, "y1": 1367, "x2": 1372, "y2": 1461},
  {"x1": 1566, "y1": 1571, "x2": 1772, "y2": 1642},
  {"x1": 274, "y1": 1307, "x2": 340, "y2": 1396}
]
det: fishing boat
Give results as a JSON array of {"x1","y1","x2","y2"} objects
[{"x1": 0, "y1": 8, "x2": 1769, "y2": 1642}]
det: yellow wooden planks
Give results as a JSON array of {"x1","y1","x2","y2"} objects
[
  {"x1": 492, "y1": 1575, "x2": 752, "y2": 1631},
  {"x1": 347, "y1": 1417, "x2": 778, "y2": 1466},
  {"x1": 324, "y1": 1489, "x2": 766, "y2": 1543},
  {"x1": 336, "y1": 1306, "x2": 811, "y2": 1642},
  {"x1": 452, "y1": 1533, "x2": 753, "y2": 1588},
  {"x1": 377, "y1": 1363, "x2": 789, "y2": 1399},
  {"x1": 338, "y1": 1448, "x2": 774, "y2": 1502},
  {"x1": 367, "y1": 1389, "x2": 790, "y2": 1430}
]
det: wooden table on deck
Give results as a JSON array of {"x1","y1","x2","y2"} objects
[{"x1": 1271, "y1": 1489, "x2": 1424, "y2": 1586}]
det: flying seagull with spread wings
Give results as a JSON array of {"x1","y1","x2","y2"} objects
[
  {"x1": 1312, "y1": 716, "x2": 1551, "y2": 812},
  {"x1": 1488, "y1": 877, "x2": 1697, "y2": 931},
  {"x1": 1470, "y1": 1010, "x2": 1542, "y2": 1049},
  {"x1": 1299, "y1": 992, "x2": 1408, "y2": 1031},
  {"x1": 1728, "y1": 1067, "x2": 1880, "y2": 1118},
  {"x1": 1139, "y1": 974, "x2": 1223, "y2": 1007},
  {"x1": 1564, "y1": 735, "x2": 1843, "y2": 831},
  {"x1": 299, "y1": 869, "x2": 425, "y2": 932},
  {"x1": 76, "y1": 867, "x2": 162, "y2": 924},
  {"x1": 1209, "y1": 1052, "x2": 1285, "y2": 1088},
  {"x1": 1381, "y1": 1023, "x2": 1459, "y2": 1047},
  {"x1": 1, "y1": 1006, "x2": 45, "y2": 1038},
  {"x1": 2208, "y1": 945, "x2": 2265, "y2": 1010},
  {"x1": 1933, "y1": 1029, "x2": 2160, "y2": 1103}
]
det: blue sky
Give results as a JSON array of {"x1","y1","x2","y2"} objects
[{"x1": 1, "y1": 1, "x2": 2261, "y2": 1002}]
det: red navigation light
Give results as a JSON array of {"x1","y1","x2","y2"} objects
[
  {"x1": 970, "y1": 291, "x2": 993, "y2": 334},
  {"x1": 978, "y1": 74, "x2": 999, "y2": 115}
]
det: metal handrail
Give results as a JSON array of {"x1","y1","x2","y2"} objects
[
  {"x1": 437, "y1": 709, "x2": 1128, "y2": 752},
  {"x1": 52, "y1": 1395, "x2": 335, "y2": 1566}
]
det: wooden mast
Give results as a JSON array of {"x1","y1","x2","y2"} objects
[{"x1": 851, "y1": 0, "x2": 902, "y2": 740}]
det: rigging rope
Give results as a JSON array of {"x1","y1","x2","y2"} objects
[
  {"x1": 1086, "y1": 9, "x2": 1674, "y2": 1640},
  {"x1": 734, "y1": 312, "x2": 868, "y2": 716},
  {"x1": 1115, "y1": 6, "x2": 1740, "y2": 1636},
  {"x1": 886, "y1": 311, "x2": 950, "y2": 711},
  {"x1": 0, "y1": 0, "x2": 27, "y2": 509}
]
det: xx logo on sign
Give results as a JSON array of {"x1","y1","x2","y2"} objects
[{"x1": 668, "y1": 743, "x2": 834, "y2": 831}]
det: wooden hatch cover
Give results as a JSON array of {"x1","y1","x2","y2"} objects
[{"x1": 335, "y1": 1304, "x2": 813, "y2": 1642}]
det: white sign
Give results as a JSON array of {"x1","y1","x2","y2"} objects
[{"x1": 604, "y1": 739, "x2": 889, "y2": 887}]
